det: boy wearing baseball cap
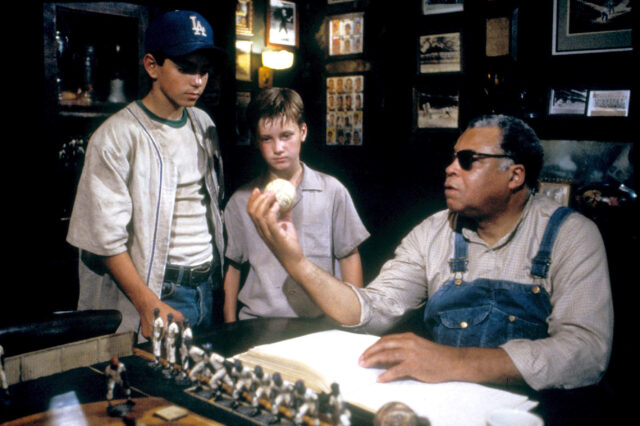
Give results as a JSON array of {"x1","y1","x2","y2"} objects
[{"x1": 68, "y1": 10, "x2": 226, "y2": 340}]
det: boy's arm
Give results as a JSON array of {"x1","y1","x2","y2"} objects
[
  {"x1": 103, "y1": 252, "x2": 183, "y2": 338},
  {"x1": 338, "y1": 248, "x2": 363, "y2": 287},
  {"x1": 223, "y1": 263, "x2": 242, "y2": 322}
]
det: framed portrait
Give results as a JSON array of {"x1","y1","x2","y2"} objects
[
  {"x1": 329, "y1": 12, "x2": 364, "y2": 56},
  {"x1": 552, "y1": 0, "x2": 632, "y2": 55},
  {"x1": 267, "y1": 0, "x2": 298, "y2": 48},
  {"x1": 236, "y1": 0, "x2": 254, "y2": 36},
  {"x1": 423, "y1": 0, "x2": 463, "y2": 15},
  {"x1": 413, "y1": 86, "x2": 459, "y2": 129},
  {"x1": 587, "y1": 90, "x2": 631, "y2": 117},
  {"x1": 419, "y1": 32, "x2": 461, "y2": 74},
  {"x1": 548, "y1": 89, "x2": 588, "y2": 115},
  {"x1": 235, "y1": 40, "x2": 252, "y2": 82},
  {"x1": 539, "y1": 181, "x2": 572, "y2": 207},
  {"x1": 326, "y1": 75, "x2": 364, "y2": 146}
]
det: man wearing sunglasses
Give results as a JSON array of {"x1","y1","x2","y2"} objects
[{"x1": 247, "y1": 115, "x2": 612, "y2": 396}]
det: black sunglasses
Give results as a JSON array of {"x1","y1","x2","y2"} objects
[{"x1": 452, "y1": 150, "x2": 514, "y2": 170}]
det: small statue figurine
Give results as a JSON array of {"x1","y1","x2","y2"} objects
[
  {"x1": 328, "y1": 382, "x2": 351, "y2": 426},
  {"x1": 208, "y1": 352, "x2": 234, "y2": 399},
  {"x1": 231, "y1": 359, "x2": 255, "y2": 402},
  {"x1": 252, "y1": 365, "x2": 272, "y2": 408},
  {"x1": 150, "y1": 308, "x2": 164, "y2": 368},
  {"x1": 293, "y1": 380, "x2": 319, "y2": 426},
  {"x1": 270, "y1": 372, "x2": 294, "y2": 417},
  {"x1": 188, "y1": 344, "x2": 210, "y2": 386},
  {"x1": 1, "y1": 344, "x2": 9, "y2": 399},
  {"x1": 105, "y1": 357, "x2": 133, "y2": 416},
  {"x1": 180, "y1": 318, "x2": 193, "y2": 371},
  {"x1": 175, "y1": 319, "x2": 193, "y2": 384},
  {"x1": 163, "y1": 313, "x2": 180, "y2": 376}
]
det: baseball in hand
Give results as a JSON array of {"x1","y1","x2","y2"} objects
[{"x1": 265, "y1": 178, "x2": 297, "y2": 212}]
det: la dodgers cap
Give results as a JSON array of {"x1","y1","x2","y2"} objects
[{"x1": 145, "y1": 10, "x2": 225, "y2": 59}]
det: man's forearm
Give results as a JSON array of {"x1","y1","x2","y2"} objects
[
  {"x1": 286, "y1": 256, "x2": 362, "y2": 325},
  {"x1": 455, "y1": 347, "x2": 524, "y2": 386}
]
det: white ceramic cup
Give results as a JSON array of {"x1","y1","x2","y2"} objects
[{"x1": 486, "y1": 408, "x2": 543, "y2": 426}]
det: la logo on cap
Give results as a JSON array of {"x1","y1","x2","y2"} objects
[{"x1": 190, "y1": 15, "x2": 207, "y2": 37}]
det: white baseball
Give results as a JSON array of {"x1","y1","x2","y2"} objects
[{"x1": 265, "y1": 178, "x2": 297, "y2": 212}]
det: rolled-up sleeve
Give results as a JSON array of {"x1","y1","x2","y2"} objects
[{"x1": 350, "y1": 221, "x2": 433, "y2": 335}]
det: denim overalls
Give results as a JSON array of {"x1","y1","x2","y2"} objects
[{"x1": 423, "y1": 207, "x2": 573, "y2": 348}]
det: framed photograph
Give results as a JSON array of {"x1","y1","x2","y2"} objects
[
  {"x1": 587, "y1": 90, "x2": 631, "y2": 117},
  {"x1": 423, "y1": 0, "x2": 463, "y2": 15},
  {"x1": 235, "y1": 40, "x2": 252, "y2": 82},
  {"x1": 548, "y1": 89, "x2": 588, "y2": 115},
  {"x1": 539, "y1": 181, "x2": 572, "y2": 207},
  {"x1": 236, "y1": 0, "x2": 254, "y2": 36},
  {"x1": 329, "y1": 12, "x2": 364, "y2": 56},
  {"x1": 486, "y1": 17, "x2": 511, "y2": 57},
  {"x1": 552, "y1": 0, "x2": 632, "y2": 55},
  {"x1": 413, "y1": 86, "x2": 459, "y2": 129},
  {"x1": 236, "y1": 92, "x2": 251, "y2": 146},
  {"x1": 326, "y1": 75, "x2": 364, "y2": 145},
  {"x1": 419, "y1": 32, "x2": 461, "y2": 74},
  {"x1": 267, "y1": 0, "x2": 298, "y2": 48}
]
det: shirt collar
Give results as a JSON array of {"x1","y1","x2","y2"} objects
[{"x1": 459, "y1": 191, "x2": 534, "y2": 248}]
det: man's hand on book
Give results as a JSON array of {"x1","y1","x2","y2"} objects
[
  {"x1": 358, "y1": 332, "x2": 464, "y2": 383},
  {"x1": 358, "y1": 332, "x2": 522, "y2": 386}
]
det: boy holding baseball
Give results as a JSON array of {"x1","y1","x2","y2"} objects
[{"x1": 222, "y1": 88, "x2": 369, "y2": 321}]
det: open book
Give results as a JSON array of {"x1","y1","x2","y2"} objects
[{"x1": 234, "y1": 330, "x2": 537, "y2": 426}]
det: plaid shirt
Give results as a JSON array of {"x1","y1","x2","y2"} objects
[{"x1": 351, "y1": 194, "x2": 613, "y2": 390}]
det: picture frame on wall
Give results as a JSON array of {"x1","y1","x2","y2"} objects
[
  {"x1": 552, "y1": 0, "x2": 632, "y2": 55},
  {"x1": 329, "y1": 12, "x2": 364, "y2": 56},
  {"x1": 586, "y1": 90, "x2": 631, "y2": 117},
  {"x1": 423, "y1": 0, "x2": 463, "y2": 15},
  {"x1": 539, "y1": 181, "x2": 572, "y2": 207},
  {"x1": 326, "y1": 74, "x2": 364, "y2": 146},
  {"x1": 548, "y1": 89, "x2": 588, "y2": 115},
  {"x1": 236, "y1": 0, "x2": 254, "y2": 36},
  {"x1": 235, "y1": 40, "x2": 252, "y2": 82},
  {"x1": 413, "y1": 86, "x2": 459, "y2": 130},
  {"x1": 267, "y1": 0, "x2": 298, "y2": 48},
  {"x1": 419, "y1": 32, "x2": 461, "y2": 74}
]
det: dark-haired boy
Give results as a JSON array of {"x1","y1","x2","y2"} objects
[{"x1": 68, "y1": 10, "x2": 226, "y2": 339}]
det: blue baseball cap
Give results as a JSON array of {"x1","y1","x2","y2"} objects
[{"x1": 145, "y1": 10, "x2": 225, "y2": 59}]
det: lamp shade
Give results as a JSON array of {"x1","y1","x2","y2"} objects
[{"x1": 262, "y1": 49, "x2": 294, "y2": 70}]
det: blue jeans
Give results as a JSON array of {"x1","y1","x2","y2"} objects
[{"x1": 161, "y1": 276, "x2": 213, "y2": 328}]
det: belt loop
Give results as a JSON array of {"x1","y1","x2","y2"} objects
[{"x1": 177, "y1": 266, "x2": 185, "y2": 286}]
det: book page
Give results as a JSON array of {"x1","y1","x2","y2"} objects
[{"x1": 235, "y1": 330, "x2": 537, "y2": 426}]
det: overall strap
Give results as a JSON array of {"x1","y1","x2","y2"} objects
[
  {"x1": 449, "y1": 231, "x2": 468, "y2": 273},
  {"x1": 530, "y1": 206, "x2": 574, "y2": 278}
]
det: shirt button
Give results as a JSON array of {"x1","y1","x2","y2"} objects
[
  {"x1": 460, "y1": 321, "x2": 468, "y2": 329},
  {"x1": 454, "y1": 279, "x2": 462, "y2": 286},
  {"x1": 532, "y1": 286, "x2": 541, "y2": 294},
  {"x1": 288, "y1": 290, "x2": 296, "y2": 295},
  {"x1": 508, "y1": 315, "x2": 516, "y2": 322}
]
